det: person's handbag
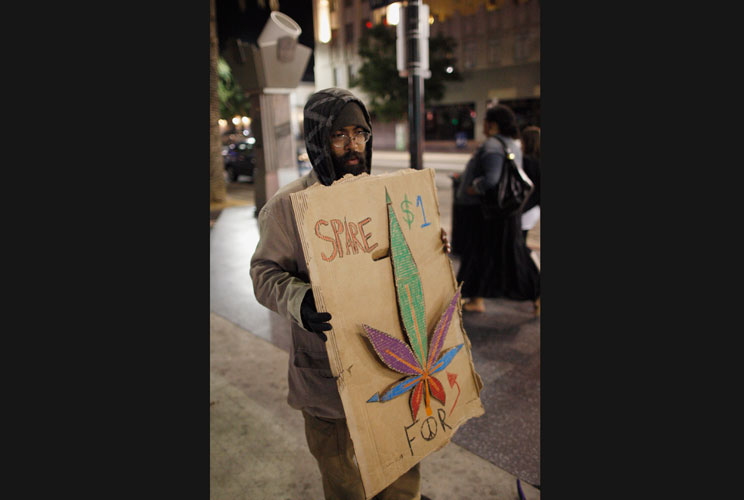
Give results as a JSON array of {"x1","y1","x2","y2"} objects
[{"x1": 480, "y1": 136, "x2": 534, "y2": 219}]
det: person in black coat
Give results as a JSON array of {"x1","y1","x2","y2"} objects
[{"x1": 454, "y1": 104, "x2": 540, "y2": 313}]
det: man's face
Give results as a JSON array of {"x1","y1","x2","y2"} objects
[{"x1": 330, "y1": 125, "x2": 368, "y2": 177}]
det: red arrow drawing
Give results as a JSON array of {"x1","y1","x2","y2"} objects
[{"x1": 446, "y1": 371, "x2": 461, "y2": 416}]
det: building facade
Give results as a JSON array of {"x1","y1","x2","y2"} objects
[{"x1": 311, "y1": 0, "x2": 540, "y2": 146}]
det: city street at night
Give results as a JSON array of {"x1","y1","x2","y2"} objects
[{"x1": 210, "y1": 1, "x2": 541, "y2": 497}]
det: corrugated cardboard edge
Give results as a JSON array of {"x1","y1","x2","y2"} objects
[{"x1": 290, "y1": 188, "x2": 344, "y2": 377}]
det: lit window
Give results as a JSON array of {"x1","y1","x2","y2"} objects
[
  {"x1": 464, "y1": 41, "x2": 477, "y2": 69},
  {"x1": 488, "y1": 39, "x2": 500, "y2": 65},
  {"x1": 514, "y1": 35, "x2": 528, "y2": 62}
]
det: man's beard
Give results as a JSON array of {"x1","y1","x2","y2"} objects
[{"x1": 332, "y1": 150, "x2": 367, "y2": 178}]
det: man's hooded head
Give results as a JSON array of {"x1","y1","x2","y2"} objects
[{"x1": 303, "y1": 88, "x2": 373, "y2": 186}]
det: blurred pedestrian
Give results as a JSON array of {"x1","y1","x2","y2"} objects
[
  {"x1": 454, "y1": 104, "x2": 540, "y2": 313},
  {"x1": 250, "y1": 88, "x2": 438, "y2": 500},
  {"x1": 520, "y1": 125, "x2": 541, "y2": 244}
]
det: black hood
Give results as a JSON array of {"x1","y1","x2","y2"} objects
[{"x1": 303, "y1": 88, "x2": 373, "y2": 186}]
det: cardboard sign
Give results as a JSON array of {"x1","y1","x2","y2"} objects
[{"x1": 291, "y1": 168, "x2": 484, "y2": 499}]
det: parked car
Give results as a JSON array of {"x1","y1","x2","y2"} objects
[{"x1": 223, "y1": 140, "x2": 256, "y2": 182}]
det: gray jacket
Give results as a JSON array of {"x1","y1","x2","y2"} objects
[{"x1": 249, "y1": 88, "x2": 373, "y2": 419}]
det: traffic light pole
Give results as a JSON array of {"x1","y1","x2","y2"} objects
[
  {"x1": 402, "y1": 0, "x2": 428, "y2": 170},
  {"x1": 406, "y1": 0, "x2": 424, "y2": 170},
  {"x1": 408, "y1": 72, "x2": 424, "y2": 170}
]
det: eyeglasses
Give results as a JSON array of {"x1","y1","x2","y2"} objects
[{"x1": 331, "y1": 130, "x2": 371, "y2": 148}]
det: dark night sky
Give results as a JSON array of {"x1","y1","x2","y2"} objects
[{"x1": 215, "y1": 0, "x2": 315, "y2": 81}]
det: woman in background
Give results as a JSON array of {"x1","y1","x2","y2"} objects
[{"x1": 454, "y1": 104, "x2": 540, "y2": 313}]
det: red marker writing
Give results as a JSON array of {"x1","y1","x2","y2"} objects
[{"x1": 446, "y1": 371, "x2": 461, "y2": 416}]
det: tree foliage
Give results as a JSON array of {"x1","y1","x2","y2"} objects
[
  {"x1": 217, "y1": 57, "x2": 250, "y2": 119},
  {"x1": 350, "y1": 24, "x2": 461, "y2": 122}
]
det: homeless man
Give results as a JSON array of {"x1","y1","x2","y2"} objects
[{"x1": 249, "y1": 88, "x2": 425, "y2": 500}]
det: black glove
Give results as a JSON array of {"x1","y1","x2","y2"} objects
[{"x1": 300, "y1": 290, "x2": 332, "y2": 342}]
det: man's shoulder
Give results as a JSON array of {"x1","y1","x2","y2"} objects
[
  {"x1": 483, "y1": 136, "x2": 506, "y2": 153},
  {"x1": 261, "y1": 172, "x2": 317, "y2": 218}
]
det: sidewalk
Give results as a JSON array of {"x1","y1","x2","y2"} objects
[
  {"x1": 211, "y1": 312, "x2": 540, "y2": 499},
  {"x1": 210, "y1": 181, "x2": 255, "y2": 227}
]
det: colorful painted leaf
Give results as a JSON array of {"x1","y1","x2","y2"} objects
[
  {"x1": 430, "y1": 344, "x2": 464, "y2": 375},
  {"x1": 366, "y1": 189, "x2": 466, "y2": 422},
  {"x1": 362, "y1": 324, "x2": 423, "y2": 376},
  {"x1": 428, "y1": 375, "x2": 446, "y2": 405},
  {"x1": 368, "y1": 374, "x2": 423, "y2": 403},
  {"x1": 410, "y1": 380, "x2": 424, "y2": 421},
  {"x1": 386, "y1": 189, "x2": 427, "y2": 366},
  {"x1": 426, "y1": 285, "x2": 462, "y2": 372}
]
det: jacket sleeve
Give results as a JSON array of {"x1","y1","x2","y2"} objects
[
  {"x1": 249, "y1": 203, "x2": 310, "y2": 329},
  {"x1": 472, "y1": 151, "x2": 504, "y2": 195}
]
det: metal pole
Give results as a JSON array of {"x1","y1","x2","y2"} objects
[
  {"x1": 406, "y1": 0, "x2": 424, "y2": 170},
  {"x1": 408, "y1": 72, "x2": 424, "y2": 170}
]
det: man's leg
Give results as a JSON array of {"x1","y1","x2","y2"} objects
[
  {"x1": 375, "y1": 462, "x2": 421, "y2": 500},
  {"x1": 302, "y1": 411, "x2": 366, "y2": 500}
]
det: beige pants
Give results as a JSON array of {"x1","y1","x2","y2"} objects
[{"x1": 302, "y1": 411, "x2": 422, "y2": 500}]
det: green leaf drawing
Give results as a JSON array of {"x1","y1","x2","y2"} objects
[
  {"x1": 364, "y1": 188, "x2": 465, "y2": 421},
  {"x1": 386, "y1": 188, "x2": 428, "y2": 366}
]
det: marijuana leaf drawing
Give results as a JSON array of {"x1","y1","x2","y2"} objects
[{"x1": 364, "y1": 189, "x2": 464, "y2": 421}]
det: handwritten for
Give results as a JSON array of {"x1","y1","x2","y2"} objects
[{"x1": 403, "y1": 408, "x2": 453, "y2": 456}]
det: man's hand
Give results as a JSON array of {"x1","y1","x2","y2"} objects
[
  {"x1": 300, "y1": 290, "x2": 332, "y2": 342},
  {"x1": 441, "y1": 228, "x2": 452, "y2": 255}
]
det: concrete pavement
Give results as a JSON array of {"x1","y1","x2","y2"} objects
[{"x1": 211, "y1": 312, "x2": 539, "y2": 500}]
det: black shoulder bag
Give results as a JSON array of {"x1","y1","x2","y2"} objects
[{"x1": 480, "y1": 136, "x2": 534, "y2": 219}]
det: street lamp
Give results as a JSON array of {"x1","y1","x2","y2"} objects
[
  {"x1": 387, "y1": 3, "x2": 401, "y2": 25},
  {"x1": 318, "y1": 0, "x2": 331, "y2": 43}
]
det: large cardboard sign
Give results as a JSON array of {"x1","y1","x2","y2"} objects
[{"x1": 291, "y1": 168, "x2": 484, "y2": 498}]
